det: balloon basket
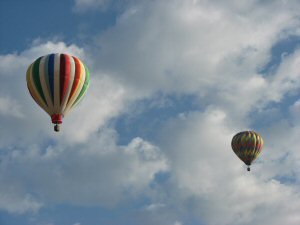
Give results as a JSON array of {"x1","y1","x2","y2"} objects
[{"x1": 54, "y1": 124, "x2": 60, "y2": 132}]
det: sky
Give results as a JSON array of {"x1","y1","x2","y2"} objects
[{"x1": 1, "y1": 0, "x2": 300, "y2": 225}]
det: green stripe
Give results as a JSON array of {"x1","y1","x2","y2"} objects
[
  {"x1": 32, "y1": 57, "x2": 48, "y2": 106},
  {"x1": 73, "y1": 65, "x2": 90, "y2": 106}
]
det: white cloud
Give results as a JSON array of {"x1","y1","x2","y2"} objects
[
  {"x1": 86, "y1": 0, "x2": 300, "y2": 130},
  {"x1": 144, "y1": 203, "x2": 165, "y2": 211},
  {"x1": 0, "y1": 96, "x2": 23, "y2": 118},
  {"x1": 290, "y1": 99, "x2": 300, "y2": 124},
  {"x1": 73, "y1": 0, "x2": 113, "y2": 12},
  {"x1": 95, "y1": 1, "x2": 297, "y2": 87},
  {"x1": 0, "y1": 188, "x2": 42, "y2": 214},
  {"x1": 2, "y1": 1, "x2": 300, "y2": 225},
  {"x1": 266, "y1": 48, "x2": 300, "y2": 102},
  {"x1": 0, "y1": 39, "x2": 165, "y2": 214},
  {"x1": 0, "y1": 128, "x2": 168, "y2": 211},
  {"x1": 0, "y1": 40, "x2": 130, "y2": 146},
  {"x1": 156, "y1": 108, "x2": 300, "y2": 225},
  {"x1": 57, "y1": 74, "x2": 130, "y2": 144},
  {"x1": 174, "y1": 221, "x2": 182, "y2": 225}
]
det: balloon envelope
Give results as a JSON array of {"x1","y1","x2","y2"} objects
[
  {"x1": 26, "y1": 53, "x2": 90, "y2": 131},
  {"x1": 231, "y1": 131, "x2": 263, "y2": 170}
]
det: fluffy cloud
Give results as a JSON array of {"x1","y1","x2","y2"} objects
[
  {"x1": 94, "y1": 0, "x2": 299, "y2": 92},
  {"x1": 0, "y1": 96, "x2": 23, "y2": 118},
  {"x1": 156, "y1": 108, "x2": 300, "y2": 225},
  {"x1": 0, "y1": 40, "x2": 132, "y2": 146},
  {"x1": 84, "y1": 0, "x2": 300, "y2": 138},
  {"x1": 0, "y1": 41, "x2": 167, "y2": 214},
  {"x1": 2, "y1": 1, "x2": 300, "y2": 225},
  {"x1": 57, "y1": 75, "x2": 128, "y2": 143},
  {"x1": 266, "y1": 48, "x2": 300, "y2": 102},
  {"x1": 0, "y1": 128, "x2": 168, "y2": 212},
  {"x1": 0, "y1": 191, "x2": 42, "y2": 214},
  {"x1": 0, "y1": 43, "x2": 83, "y2": 131}
]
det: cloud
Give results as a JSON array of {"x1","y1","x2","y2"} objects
[
  {"x1": 266, "y1": 48, "x2": 300, "y2": 102},
  {"x1": 71, "y1": 0, "x2": 300, "y2": 142},
  {"x1": 156, "y1": 108, "x2": 300, "y2": 225},
  {"x1": 0, "y1": 191, "x2": 42, "y2": 214},
  {"x1": 144, "y1": 203, "x2": 166, "y2": 211},
  {"x1": 73, "y1": 0, "x2": 113, "y2": 12},
  {"x1": 2, "y1": 1, "x2": 300, "y2": 225},
  {"x1": 174, "y1": 222, "x2": 182, "y2": 225},
  {"x1": 94, "y1": 0, "x2": 298, "y2": 90},
  {"x1": 0, "y1": 40, "x2": 163, "y2": 214},
  {"x1": 0, "y1": 44, "x2": 65, "y2": 147},
  {"x1": 85, "y1": 0, "x2": 300, "y2": 137},
  {"x1": 57, "y1": 75, "x2": 128, "y2": 143},
  {"x1": 0, "y1": 40, "x2": 130, "y2": 146},
  {"x1": 0, "y1": 96, "x2": 23, "y2": 118},
  {"x1": 0, "y1": 128, "x2": 168, "y2": 212}
]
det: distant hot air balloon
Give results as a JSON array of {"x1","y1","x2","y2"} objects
[
  {"x1": 26, "y1": 53, "x2": 90, "y2": 132},
  {"x1": 231, "y1": 131, "x2": 264, "y2": 171}
]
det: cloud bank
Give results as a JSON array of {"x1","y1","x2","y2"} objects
[{"x1": 1, "y1": 0, "x2": 300, "y2": 225}]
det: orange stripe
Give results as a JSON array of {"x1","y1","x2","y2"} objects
[{"x1": 67, "y1": 56, "x2": 81, "y2": 104}]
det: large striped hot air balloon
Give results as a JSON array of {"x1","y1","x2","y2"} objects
[
  {"x1": 26, "y1": 53, "x2": 90, "y2": 132},
  {"x1": 231, "y1": 131, "x2": 264, "y2": 171}
]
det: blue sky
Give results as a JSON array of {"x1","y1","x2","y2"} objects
[{"x1": 1, "y1": 1, "x2": 300, "y2": 225}]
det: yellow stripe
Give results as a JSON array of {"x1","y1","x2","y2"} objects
[
  {"x1": 39, "y1": 56, "x2": 54, "y2": 114},
  {"x1": 27, "y1": 64, "x2": 50, "y2": 115},
  {"x1": 63, "y1": 59, "x2": 86, "y2": 116}
]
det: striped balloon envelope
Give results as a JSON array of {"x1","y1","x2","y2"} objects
[
  {"x1": 231, "y1": 131, "x2": 264, "y2": 171},
  {"x1": 26, "y1": 53, "x2": 90, "y2": 132}
]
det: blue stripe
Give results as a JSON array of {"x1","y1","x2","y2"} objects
[{"x1": 48, "y1": 54, "x2": 55, "y2": 103}]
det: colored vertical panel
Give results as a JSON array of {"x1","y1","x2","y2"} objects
[
  {"x1": 60, "y1": 56, "x2": 75, "y2": 114},
  {"x1": 32, "y1": 57, "x2": 48, "y2": 106},
  {"x1": 26, "y1": 64, "x2": 41, "y2": 107},
  {"x1": 63, "y1": 59, "x2": 86, "y2": 115},
  {"x1": 60, "y1": 54, "x2": 71, "y2": 103},
  {"x1": 53, "y1": 53, "x2": 61, "y2": 113},
  {"x1": 67, "y1": 56, "x2": 81, "y2": 103},
  {"x1": 72, "y1": 65, "x2": 90, "y2": 106},
  {"x1": 48, "y1": 54, "x2": 55, "y2": 103},
  {"x1": 27, "y1": 63, "x2": 50, "y2": 114},
  {"x1": 40, "y1": 55, "x2": 54, "y2": 113}
]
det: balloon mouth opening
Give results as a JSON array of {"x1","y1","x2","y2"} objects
[{"x1": 51, "y1": 114, "x2": 63, "y2": 124}]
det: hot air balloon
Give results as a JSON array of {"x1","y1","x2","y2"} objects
[
  {"x1": 26, "y1": 53, "x2": 90, "y2": 132},
  {"x1": 231, "y1": 131, "x2": 263, "y2": 171}
]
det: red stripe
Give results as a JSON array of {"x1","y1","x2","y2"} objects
[
  {"x1": 60, "y1": 54, "x2": 71, "y2": 103},
  {"x1": 67, "y1": 56, "x2": 81, "y2": 104}
]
